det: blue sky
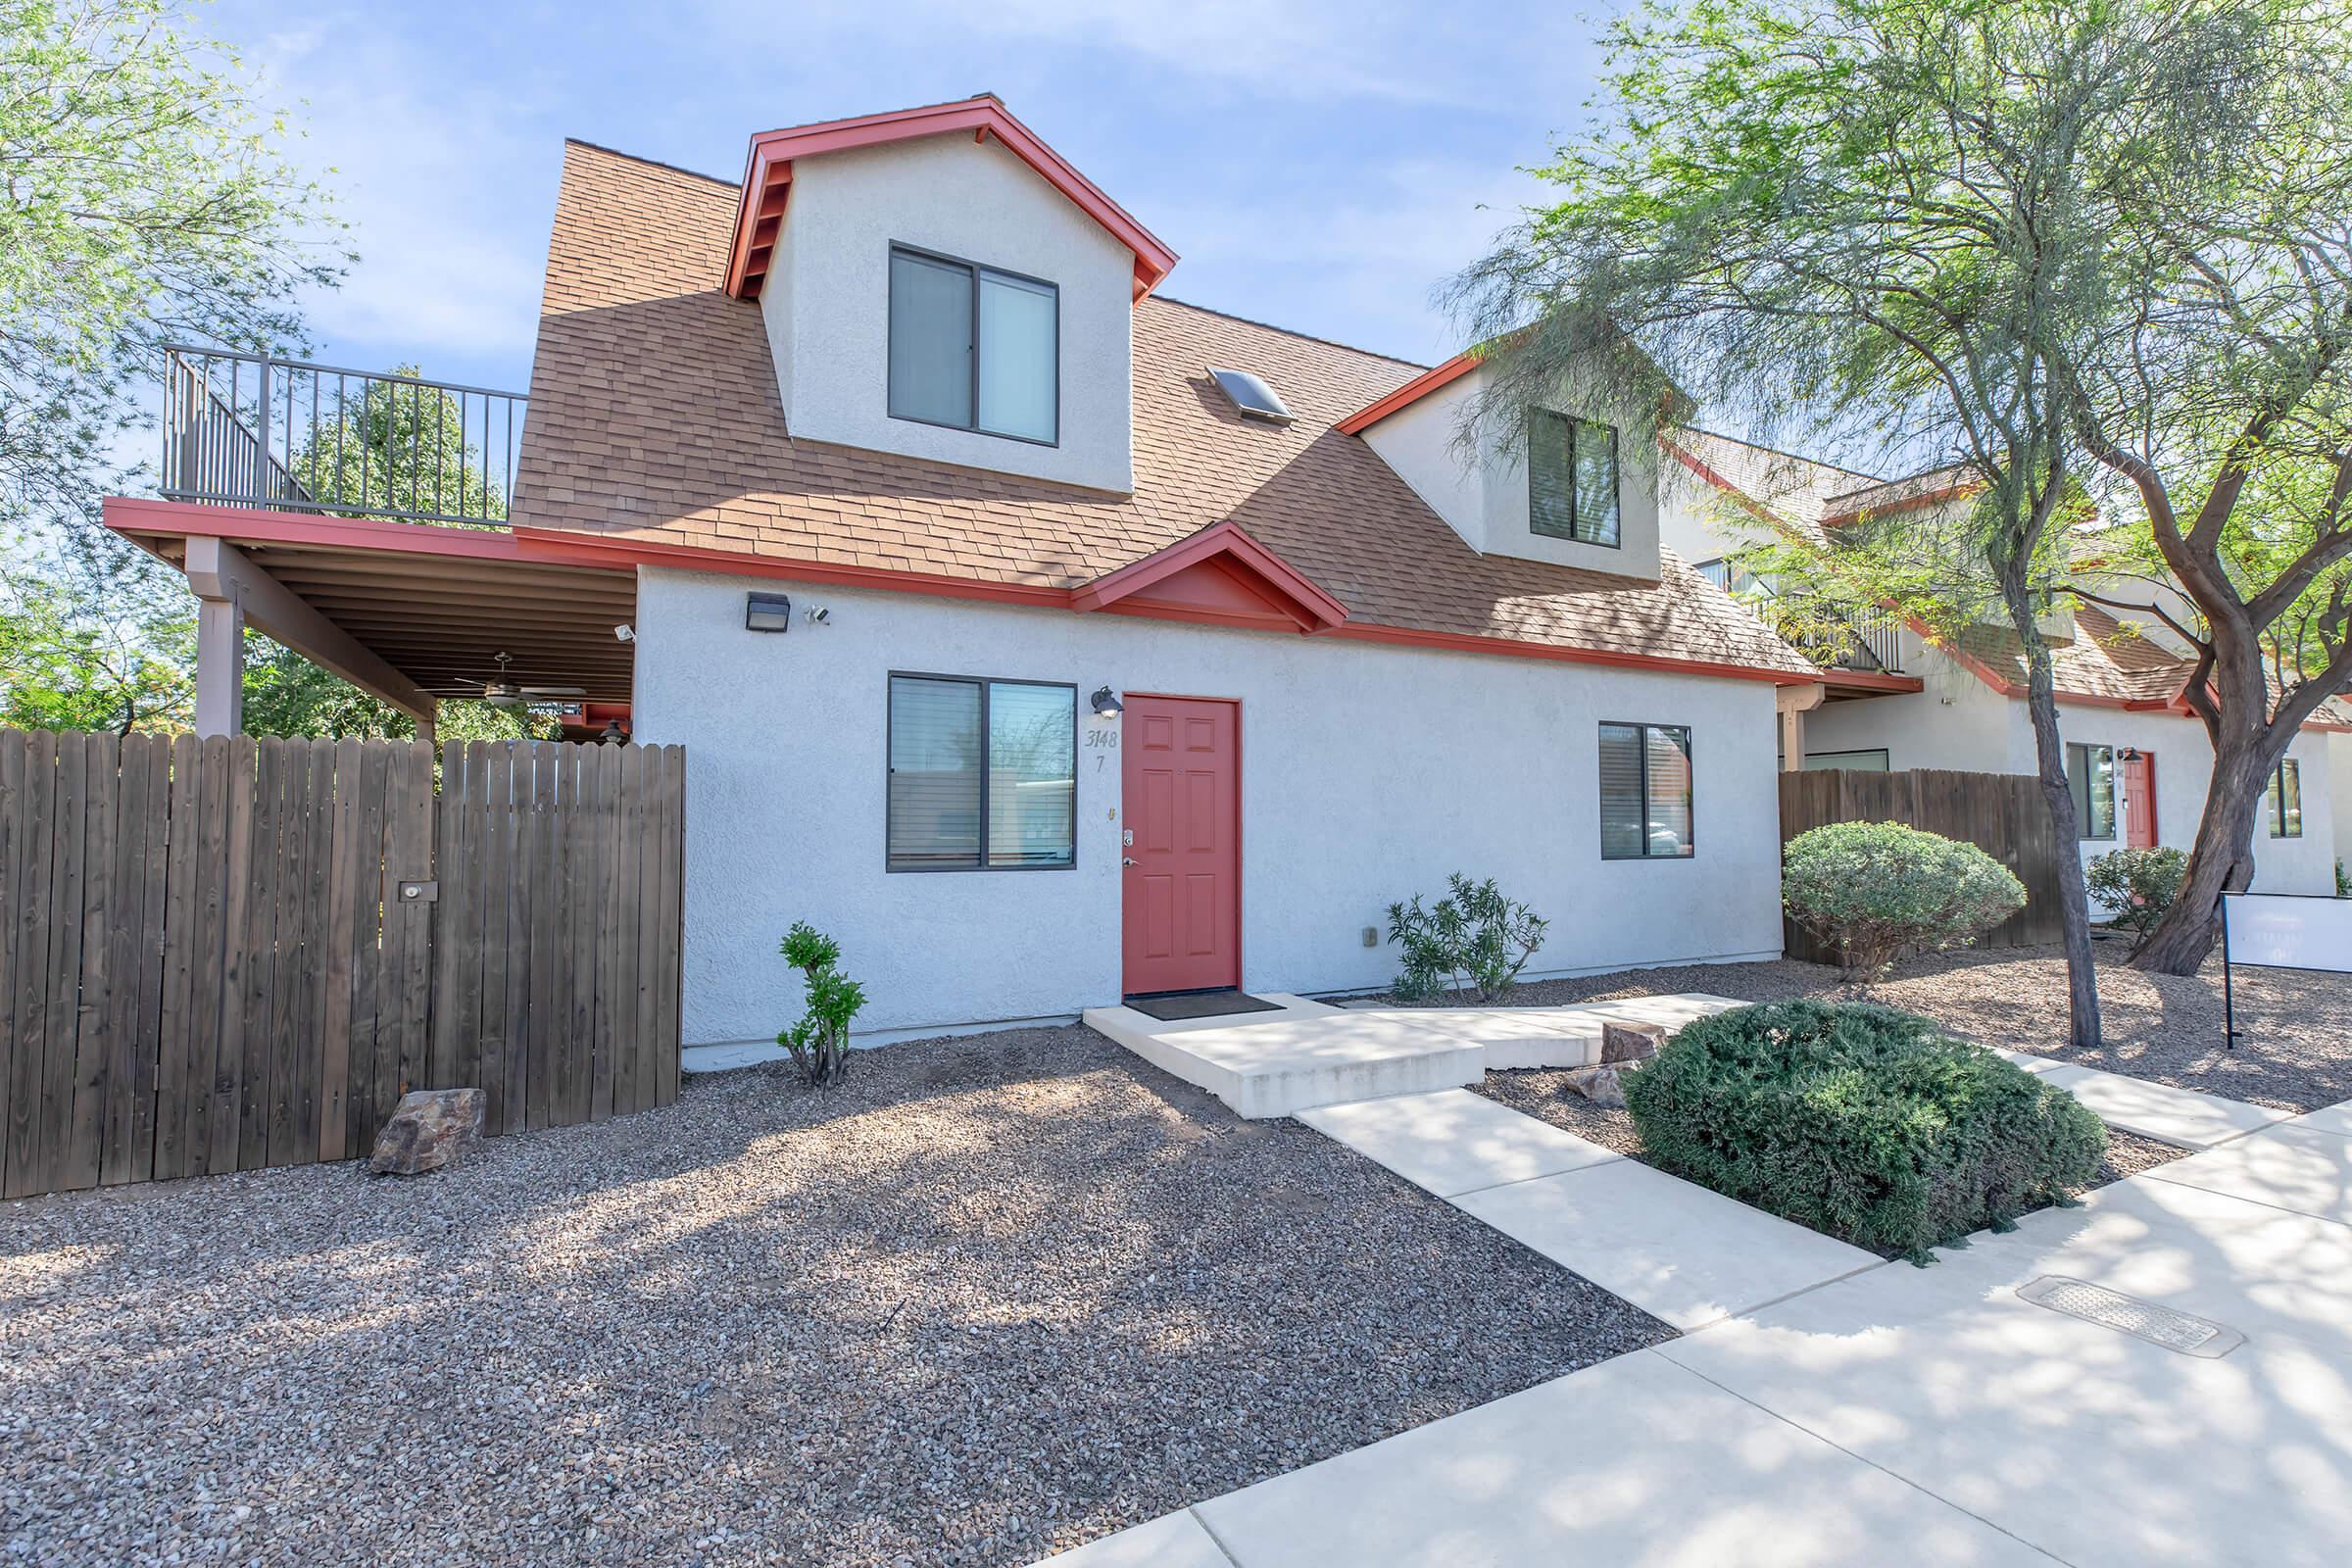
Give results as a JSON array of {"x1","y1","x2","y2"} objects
[{"x1": 215, "y1": 0, "x2": 1621, "y2": 397}]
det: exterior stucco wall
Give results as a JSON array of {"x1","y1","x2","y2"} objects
[
  {"x1": 762, "y1": 133, "x2": 1136, "y2": 492},
  {"x1": 632, "y1": 567, "x2": 1789, "y2": 1045},
  {"x1": 2333, "y1": 732, "x2": 2352, "y2": 891},
  {"x1": 1802, "y1": 643, "x2": 2341, "y2": 901},
  {"x1": 1357, "y1": 364, "x2": 1663, "y2": 580}
]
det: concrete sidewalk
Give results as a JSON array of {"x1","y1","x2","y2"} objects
[{"x1": 1038, "y1": 1094, "x2": 2352, "y2": 1567}]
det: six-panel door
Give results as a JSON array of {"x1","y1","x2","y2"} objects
[
  {"x1": 2123, "y1": 750, "x2": 2158, "y2": 849},
  {"x1": 1121, "y1": 695, "x2": 1241, "y2": 996}
]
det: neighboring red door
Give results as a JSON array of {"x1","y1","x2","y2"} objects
[
  {"x1": 2123, "y1": 751, "x2": 2158, "y2": 849},
  {"x1": 1122, "y1": 696, "x2": 1241, "y2": 996}
]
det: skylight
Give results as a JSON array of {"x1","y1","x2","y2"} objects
[{"x1": 1208, "y1": 367, "x2": 1294, "y2": 425}]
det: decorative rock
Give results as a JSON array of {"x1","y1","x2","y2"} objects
[
  {"x1": 369, "y1": 1089, "x2": 485, "y2": 1176},
  {"x1": 1560, "y1": 1064, "x2": 1629, "y2": 1108},
  {"x1": 1600, "y1": 1020, "x2": 1667, "y2": 1065}
]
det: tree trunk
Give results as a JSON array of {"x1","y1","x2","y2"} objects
[
  {"x1": 2132, "y1": 729, "x2": 2276, "y2": 974},
  {"x1": 2003, "y1": 570, "x2": 2103, "y2": 1051}
]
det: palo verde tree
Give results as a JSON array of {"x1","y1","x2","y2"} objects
[
  {"x1": 1442, "y1": 0, "x2": 2236, "y2": 1048},
  {"x1": 1, "y1": 0, "x2": 346, "y2": 558},
  {"x1": 2049, "y1": 0, "x2": 2352, "y2": 972}
]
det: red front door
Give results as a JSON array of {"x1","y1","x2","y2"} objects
[
  {"x1": 1122, "y1": 695, "x2": 1241, "y2": 996},
  {"x1": 2123, "y1": 751, "x2": 2158, "y2": 849}
]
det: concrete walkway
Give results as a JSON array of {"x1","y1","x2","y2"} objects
[
  {"x1": 1299, "y1": 1089, "x2": 1881, "y2": 1330},
  {"x1": 1042, "y1": 1095, "x2": 2352, "y2": 1567},
  {"x1": 1044, "y1": 1004, "x2": 2352, "y2": 1567}
]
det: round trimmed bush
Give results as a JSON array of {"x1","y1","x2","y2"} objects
[
  {"x1": 1783, "y1": 820, "x2": 2026, "y2": 974},
  {"x1": 1623, "y1": 1000, "x2": 2105, "y2": 1259}
]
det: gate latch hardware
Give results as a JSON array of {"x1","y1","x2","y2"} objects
[{"x1": 399, "y1": 880, "x2": 439, "y2": 904}]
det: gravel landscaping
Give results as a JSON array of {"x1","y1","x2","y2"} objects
[
  {"x1": 1396, "y1": 940, "x2": 2352, "y2": 1113},
  {"x1": 0, "y1": 1025, "x2": 1670, "y2": 1568}
]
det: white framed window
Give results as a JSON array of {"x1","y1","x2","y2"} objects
[
  {"x1": 2267, "y1": 759, "x2": 2303, "y2": 839},
  {"x1": 886, "y1": 673, "x2": 1075, "y2": 871},
  {"x1": 886, "y1": 246, "x2": 1058, "y2": 444},
  {"x1": 1530, "y1": 410, "x2": 1621, "y2": 547},
  {"x1": 1599, "y1": 722, "x2": 1693, "y2": 859},
  {"x1": 2067, "y1": 743, "x2": 2117, "y2": 840}
]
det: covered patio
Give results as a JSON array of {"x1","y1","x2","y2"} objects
[{"x1": 107, "y1": 347, "x2": 637, "y2": 744}]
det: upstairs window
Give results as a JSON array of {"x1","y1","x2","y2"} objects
[
  {"x1": 887, "y1": 673, "x2": 1076, "y2": 871},
  {"x1": 1530, "y1": 410, "x2": 1621, "y2": 547},
  {"x1": 1599, "y1": 722, "x2": 1694, "y2": 859},
  {"x1": 887, "y1": 246, "x2": 1057, "y2": 444},
  {"x1": 2267, "y1": 759, "x2": 2303, "y2": 838},
  {"x1": 2067, "y1": 742, "x2": 2117, "y2": 840}
]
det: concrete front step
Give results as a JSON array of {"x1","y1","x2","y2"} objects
[
  {"x1": 1087, "y1": 991, "x2": 1746, "y2": 1117},
  {"x1": 1080, "y1": 995, "x2": 1483, "y2": 1119},
  {"x1": 1343, "y1": 993, "x2": 1747, "y2": 1068}
]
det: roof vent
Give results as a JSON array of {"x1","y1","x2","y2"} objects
[{"x1": 1208, "y1": 367, "x2": 1294, "y2": 425}]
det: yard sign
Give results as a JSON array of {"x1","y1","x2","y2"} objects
[{"x1": 2220, "y1": 892, "x2": 2352, "y2": 1049}]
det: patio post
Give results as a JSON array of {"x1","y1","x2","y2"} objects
[{"x1": 192, "y1": 551, "x2": 245, "y2": 738}]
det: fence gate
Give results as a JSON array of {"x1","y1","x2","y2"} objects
[
  {"x1": 1778, "y1": 766, "x2": 2067, "y2": 963},
  {"x1": 0, "y1": 732, "x2": 683, "y2": 1200}
]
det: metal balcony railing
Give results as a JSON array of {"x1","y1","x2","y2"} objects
[
  {"x1": 159, "y1": 346, "x2": 526, "y2": 527},
  {"x1": 1695, "y1": 558, "x2": 1906, "y2": 675}
]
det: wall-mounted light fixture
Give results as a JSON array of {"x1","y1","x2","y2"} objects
[
  {"x1": 746, "y1": 592, "x2": 792, "y2": 632},
  {"x1": 1091, "y1": 686, "x2": 1124, "y2": 719},
  {"x1": 598, "y1": 717, "x2": 628, "y2": 746},
  {"x1": 2119, "y1": 747, "x2": 2142, "y2": 762}
]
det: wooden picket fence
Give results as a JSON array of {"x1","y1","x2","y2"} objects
[
  {"x1": 1779, "y1": 766, "x2": 2067, "y2": 962},
  {"x1": 0, "y1": 731, "x2": 683, "y2": 1200}
]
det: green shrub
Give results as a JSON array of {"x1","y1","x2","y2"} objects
[
  {"x1": 1386, "y1": 873, "x2": 1549, "y2": 1002},
  {"x1": 2085, "y1": 846, "x2": 2188, "y2": 954},
  {"x1": 777, "y1": 923, "x2": 866, "y2": 1087},
  {"x1": 1624, "y1": 1001, "x2": 2105, "y2": 1260},
  {"x1": 1782, "y1": 821, "x2": 2026, "y2": 974}
]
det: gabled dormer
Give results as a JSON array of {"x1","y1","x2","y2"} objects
[
  {"x1": 723, "y1": 98, "x2": 1178, "y2": 495},
  {"x1": 1338, "y1": 353, "x2": 1664, "y2": 582}
]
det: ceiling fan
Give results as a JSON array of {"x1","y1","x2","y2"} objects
[{"x1": 472, "y1": 651, "x2": 585, "y2": 709}]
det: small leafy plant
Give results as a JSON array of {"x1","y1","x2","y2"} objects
[
  {"x1": 1387, "y1": 873, "x2": 1549, "y2": 1002},
  {"x1": 2085, "y1": 846, "x2": 2188, "y2": 954},
  {"x1": 1782, "y1": 821, "x2": 2025, "y2": 976},
  {"x1": 777, "y1": 923, "x2": 866, "y2": 1087}
]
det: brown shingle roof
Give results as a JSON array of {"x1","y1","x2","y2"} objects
[
  {"x1": 509, "y1": 141, "x2": 1816, "y2": 680},
  {"x1": 1952, "y1": 606, "x2": 2193, "y2": 706}
]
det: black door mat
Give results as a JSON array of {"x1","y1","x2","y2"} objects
[{"x1": 1125, "y1": 990, "x2": 1284, "y2": 1021}]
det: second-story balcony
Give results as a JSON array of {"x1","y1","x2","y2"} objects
[
  {"x1": 1695, "y1": 558, "x2": 1907, "y2": 677},
  {"x1": 159, "y1": 345, "x2": 527, "y2": 528}
]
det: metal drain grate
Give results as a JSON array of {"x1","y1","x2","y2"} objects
[{"x1": 2017, "y1": 1276, "x2": 2245, "y2": 1359}]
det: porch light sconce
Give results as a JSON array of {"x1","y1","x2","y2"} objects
[
  {"x1": 2119, "y1": 747, "x2": 2142, "y2": 762},
  {"x1": 598, "y1": 717, "x2": 628, "y2": 746},
  {"x1": 1091, "y1": 687, "x2": 1124, "y2": 719},
  {"x1": 746, "y1": 592, "x2": 792, "y2": 633}
]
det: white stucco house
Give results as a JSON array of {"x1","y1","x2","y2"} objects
[
  {"x1": 1660, "y1": 430, "x2": 2352, "y2": 903},
  {"x1": 110, "y1": 96, "x2": 1829, "y2": 1049}
]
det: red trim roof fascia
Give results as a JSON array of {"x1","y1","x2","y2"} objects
[
  {"x1": 523, "y1": 523, "x2": 1825, "y2": 683},
  {"x1": 1069, "y1": 518, "x2": 1349, "y2": 631},
  {"x1": 1335, "y1": 352, "x2": 1479, "y2": 436},
  {"x1": 723, "y1": 98, "x2": 1178, "y2": 304},
  {"x1": 104, "y1": 498, "x2": 634, "y2": 573}
]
